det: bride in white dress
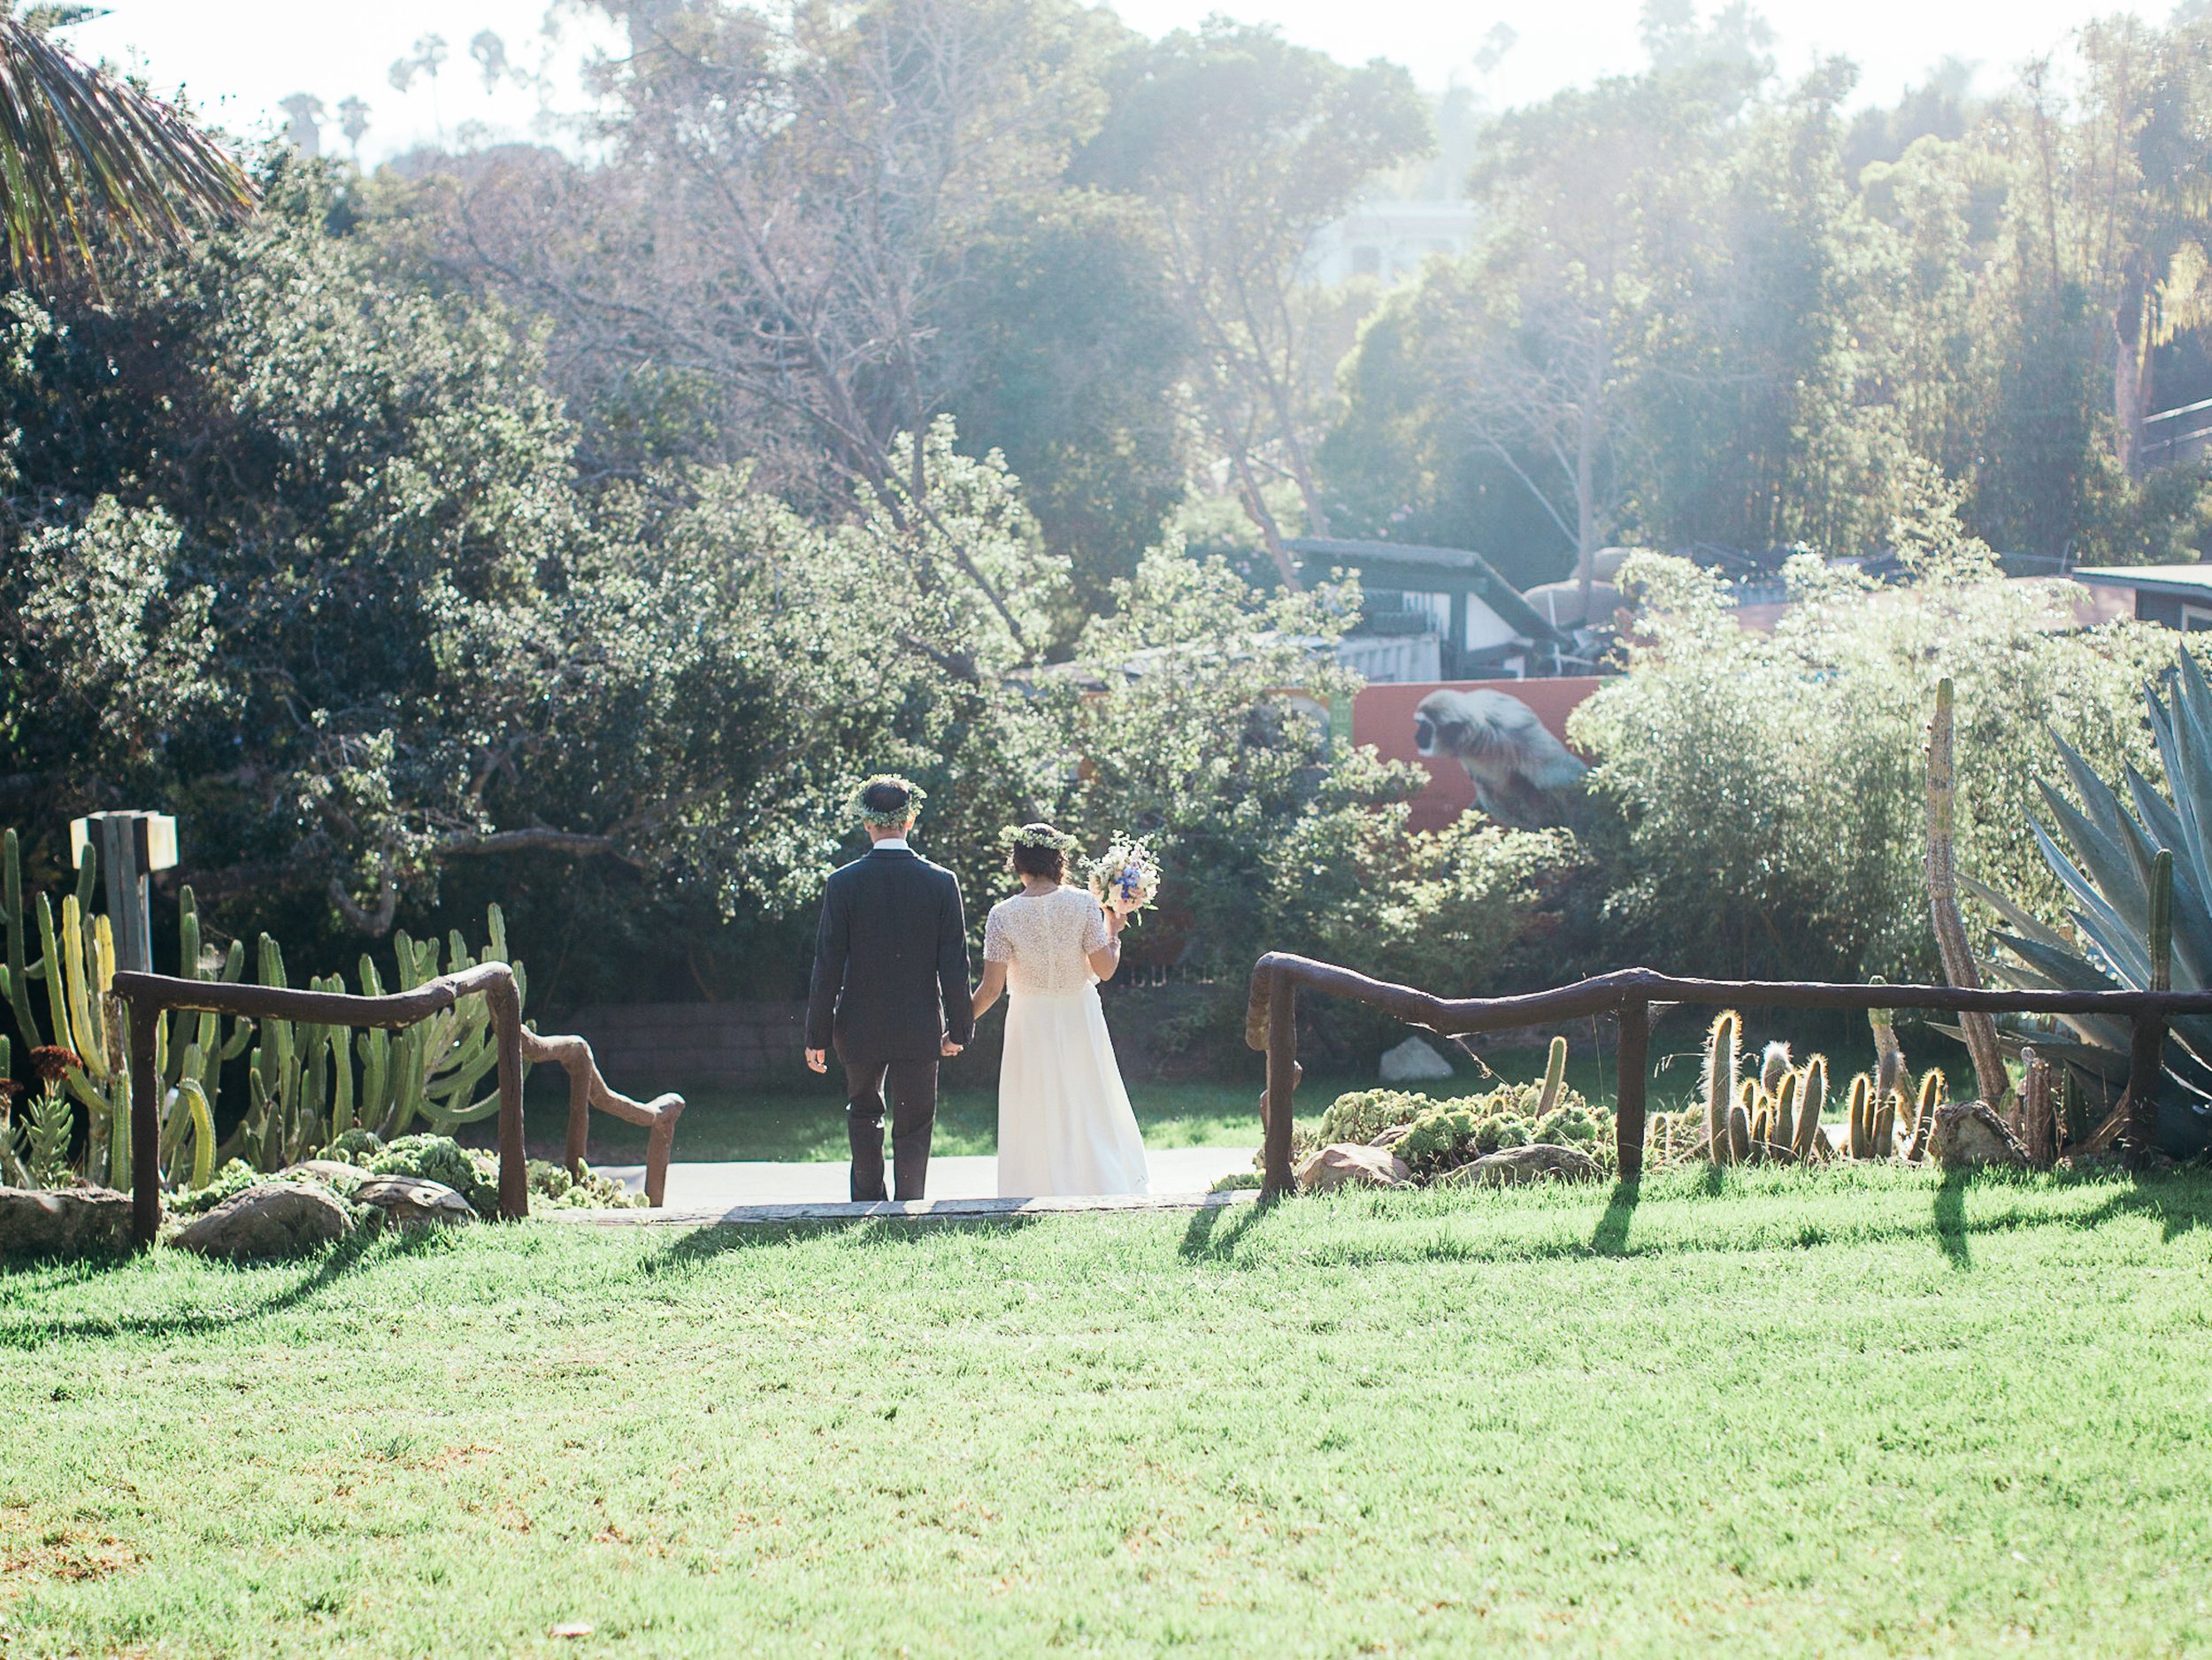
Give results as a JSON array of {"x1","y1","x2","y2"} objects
[{"x1": 971, "y1": 825, "x2": 1149, "y2": 1197}]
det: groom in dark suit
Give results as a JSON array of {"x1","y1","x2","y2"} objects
[{"x1": 804, "y1": 775, "x2": 974, "y2": 1201}]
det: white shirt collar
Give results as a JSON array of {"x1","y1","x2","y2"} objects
[{"x1": 872, "y1": 837, "x2": 910, "y2": 853}]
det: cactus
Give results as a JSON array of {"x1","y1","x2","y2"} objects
[
  {"x1": 1770, "y1": 1067, "x2": 1800, "y2": 1152},
  {"x1": 1844, "y1": 1073, "x2": 1873, "y2": 1159},
  {"x1": 1535, "y1": 1035, "x2": 1567, "y2": 1118},
  {"x1": 1925, "y1": 677, "x2": 2009, "y2": 1106},
  {"x1": 1701, "y1": 1011, "x2": 1741, "y2": 1164},
  {"x1": 1, "y1": 827, "x2": 45, "y2": 1057},
  {"x1": 1904, "y1": 1067, "x2": 1946, "y2": 1162},
  {"x1": 1872, "y1": 1091, "x2": 1897, "y2": 1158},
  {"x1": 1793, "y1": 1056, "x2": 1830, "y2": 1159}
]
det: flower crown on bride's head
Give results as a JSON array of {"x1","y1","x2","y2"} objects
[
  {"x1": 850, "y1": 773, "x2": 926, "y2": 829},
  {"x1": 999, "y1": 822, "x2": 1080, "y2": 857}
]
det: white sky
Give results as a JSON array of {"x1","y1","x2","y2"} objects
[{"x1": 77, "y1": 0, "x2": 2140, "y2": 163}]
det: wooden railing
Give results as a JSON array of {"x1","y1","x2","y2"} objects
[
  {"x1": 111, "y1": 965, "x2": 686, "y2": 1246},
  {"x1": 1243, "y1": 955, "x2": 2212, "y2": 1197}
]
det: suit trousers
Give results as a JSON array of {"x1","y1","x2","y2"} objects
[{"x1": 842, "y1": 1057, "x2": 938, "y2": 1201}]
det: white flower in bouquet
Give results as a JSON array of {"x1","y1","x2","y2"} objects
[{"x1": 1087, "y1": 839, "x2": 1162, "y2": 917}]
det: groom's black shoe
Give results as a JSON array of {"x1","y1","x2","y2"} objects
[{"x1": 845, "y1": 1057, "x2": 939, "y2": 1201}]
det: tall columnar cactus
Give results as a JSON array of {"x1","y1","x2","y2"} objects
[
  {"x1": 1793, "y1": 1056, "x2": 1829, "y2": 1159},
  {"x1": 2, "y1": 827, "x2": 46, "y2": 1058},
  {"x1": 1844, "y1": 1074, "x2": 1873, "y2": 1160},
  {"x1": 1770, "y1": 1067, "x2": 1800, "y2": 1152},
  {"x1": 1925, "y1": 677, "x2": 2009, "y2": 1105},
  {"x1": 2019, "y1": 1049, "x2": 2057, "y2": 1168},
  {"x1": 1535, "y1": 1035, "x2": 1567, "y2": 1118},
  {"x1": 1729, "y1": 1081, "x2": 1754, "y2": 1163},
  {"x1": 1904, "y1": 1068, "x2": 1947, "y2": 1162},
  {"x1": 1701, "y1": 1011, "x2": 1740, "y2": 1165}
]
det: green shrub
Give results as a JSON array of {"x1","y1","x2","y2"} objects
[
  {"x1": 1313, "y1": 1088, "x2": 1436, "y2": 1148},
  {"x1": 165, "y1": 1158, "x2": 265, "y2": 1217},
  {"x1": 1395, "y1": 1106, "x2": 1480, "y2": 1175}
]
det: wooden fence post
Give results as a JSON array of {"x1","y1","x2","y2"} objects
[
  {"x1": 490, "y1": 972, "x2": 528, "y2": 1220},
  {"x1": 1615, "y1": 997, "x2": 1648, "y2": 1180},
  {"x1": 1262, "y1": 966, "x2": 1298, "y2": 1199},
  {"x1": 127, "y1": 995, "x2": 160, "y2": 1248},
  {"x1": 2124, "y1": 1009, "x2": 2166, "y2": 1171}
]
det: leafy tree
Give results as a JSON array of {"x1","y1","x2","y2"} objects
[
  {"x1": 1076, "y1": 21, "x2": 1429, "y2": 585},
  {"x1": 1570, "y1": 473, "x2": 2180, "y2": 982}
]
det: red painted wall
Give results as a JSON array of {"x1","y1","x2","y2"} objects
[{"x1": 1352, "y1": 677, "x2": 1607, "y2": 831}]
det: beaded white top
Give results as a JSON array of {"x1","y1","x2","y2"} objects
[{"x1": 983, "y1": 884, "x2": 1110, "y2": 996}]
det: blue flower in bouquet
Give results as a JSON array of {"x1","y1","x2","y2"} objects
[{"x1": 1087, "y1": 839, "x2": 1162, "y2": 917}]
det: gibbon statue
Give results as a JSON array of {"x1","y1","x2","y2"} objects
[{"x1": 1413, "y1": 688, "x2": 1588, "y2": 828}]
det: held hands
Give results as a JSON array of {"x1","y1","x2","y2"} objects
[
  {"x1": 805, "y1": 1048, "x2": 828, "y2": 1074},
  {"x1": 941, "y1": 1037, "x2": 964, "y2": 1057}
]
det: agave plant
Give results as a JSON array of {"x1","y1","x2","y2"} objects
[
  {"x1": 0, "y1": 10, "x2": 255, "y2": 271},
  {"x1": 1973, "y1": 647, "x2": 2212, "y2": 1138}
]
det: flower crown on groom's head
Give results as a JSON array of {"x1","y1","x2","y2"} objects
[{"x1": 851, "y1": 773, "x2": 926, "y2": 829}]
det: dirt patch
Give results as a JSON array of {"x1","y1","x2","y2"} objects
[{"x1": 0, "y1": 1515, "x2": 144, "y2": 1606}]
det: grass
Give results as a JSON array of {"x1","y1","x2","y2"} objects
[{"x1": 6, "y1": 1166, "x2": 2212, "y2": 1656}]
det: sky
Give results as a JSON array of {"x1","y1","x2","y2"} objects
[{"x1": 74, "y1": 0, "x2": 2147, "y2": 165}]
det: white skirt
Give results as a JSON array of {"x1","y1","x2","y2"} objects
[{"x1": 997, "y1": 987, "x2": 1150, "y2": 1198}]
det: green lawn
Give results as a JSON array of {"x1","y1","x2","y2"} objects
[
  {"x1": 7, "y1": 1167, "x2": 2212, "y2": 1656},
  {"x1": 555, "y1": 1045, "x2": 1696, "y2": 1164}
]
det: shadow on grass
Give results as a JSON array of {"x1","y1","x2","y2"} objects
[
  {"x1": 1590, "y1": 1180, "x2": 1640, "y2": 1257},
  {"x1": 1179, "y1": 1195, "x2": 1270, "y2": 1262},
  {"x1": 1934, "y1": 1166, "x2": 1972, "y2": 1269},
  {"x1": 635, "y1": 1210, "x2": 1047, "y2": 1277},
  {"x1": 0, "y1": 1226, "x2": 443, "y2": 1350},
  {"x1": 2062, "y1": 1175, "x2": 2211, "y2": 1243}
]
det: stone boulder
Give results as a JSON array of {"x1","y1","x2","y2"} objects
[
  {"x1": 0, "y1": 1187, "x2": 133, "y2": 1260},
  {"x1": 1436, "y1": 1143, "x2": 1604, "y2": 1188},
  {"x1": 353, "y1": 1175, "x2": 476, "y2": 1228},
  {"x1": 1931, "y1": 1103, "x2": 2030, "y2": 1169},
  {"x1": 1379, "y1": 1035, "x2": 1454, "y2": 1084},
  {"x1": 171, "y1": 1181, "x2": 354, "y2": 1261},
  {"x1": 1295, "y1": 1143, "x2": 1412, "y2": 1193}
]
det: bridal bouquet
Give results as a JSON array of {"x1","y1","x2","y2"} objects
[{"x1": 1087, "y1": 838, "x2": 1162, "y2": 917}]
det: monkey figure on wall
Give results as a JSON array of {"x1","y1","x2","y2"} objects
[{"x1": 1413, "y1": 688, "x2": 1588, "y2": 829}]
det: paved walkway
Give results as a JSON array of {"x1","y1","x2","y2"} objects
[{"x1": 597, "y1": 1144, "x2": 1258, "y2": 1208}]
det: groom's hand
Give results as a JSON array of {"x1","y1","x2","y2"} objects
[
  {"x1": 804, "y1": 1048, "x2": 827, "y2": 1074},
  {"x1": 941, "y1": 1038, "x2": 964, "y2": 1057}
]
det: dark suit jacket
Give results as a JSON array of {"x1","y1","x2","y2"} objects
[{"x1": 805, "y1": 847, "x2": 974, "y2": 1062}]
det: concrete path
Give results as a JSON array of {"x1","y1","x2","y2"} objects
[{"x1": 597, "y1": 1144, "x2": 1257, "y2": 1207}]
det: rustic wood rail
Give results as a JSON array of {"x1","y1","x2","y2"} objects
[
  {"x1": 1243, "y1": 954, "x2": 2212, "y2": 1197},
  {"x1": 111, "y1": 965, "x2": 687, "y2": 1245}
]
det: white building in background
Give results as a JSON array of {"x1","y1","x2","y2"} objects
[{"x1": 1305, "y1": 199, "x2": 1484, "y2": 288}]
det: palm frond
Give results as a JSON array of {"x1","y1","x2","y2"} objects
[{"x1": 0, "y1": 17, "x2": 254, "y2": 272}]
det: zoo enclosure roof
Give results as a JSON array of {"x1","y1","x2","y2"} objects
[
  {"x1": 1283, "y1": 538, "x2": 1562, "y2": 642},
  {"x1": 2072, "y1": 564, "x2": 2212, "y2": 599}
]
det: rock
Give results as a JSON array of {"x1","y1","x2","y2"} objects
[
  {"x1": 1367, "y1": 1124, "x2": 1415, "y2": 1149},
  {"x1": 0, "y1": 1187, "x2": 133, "y2": 1260},
  {"x1": 1295, "y1": 1143, "x2": 1412, "y2": 1193},
  {"x1": 171, "y1": 1181, "x2": 354, "y2": 1261},
  {"x1": 1436, "y1": 1143, "x2": 1604, "y2": 1187},
  {"x1": 1379, "y1": 1035, "x2": 1454, "y2": 1083},
  {"x1": 353, "y1": 1175, "x2": 476, "y2": 1227},
  {"x1": 280, "y1": 1159, "x2": 366, "y2": 1193},
  {"x1": 1930, "y1": 1103, "x2": 2030, "y2": 1170}
]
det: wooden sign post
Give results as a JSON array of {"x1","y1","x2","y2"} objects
[{"x1": 68, "y1": 811, "x2": 178, "y2": 974}]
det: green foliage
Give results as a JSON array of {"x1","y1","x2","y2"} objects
[
  {"x1": 365, "y1": 1134, "x2": 495, "y2": 1214},
  {"x1": 1311, "y1": 1088, "x2": 1437, "y2": 1149},
  {"x1": 1982, "y1": 646, "x2": 2212, "y2": 1110},
  {"x1": 1571, "y1": 521, "x2": 2179, "y2": 982},
  {"x1": 165, "y1": 1158, "x2": 264, "y2": 1218}
]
